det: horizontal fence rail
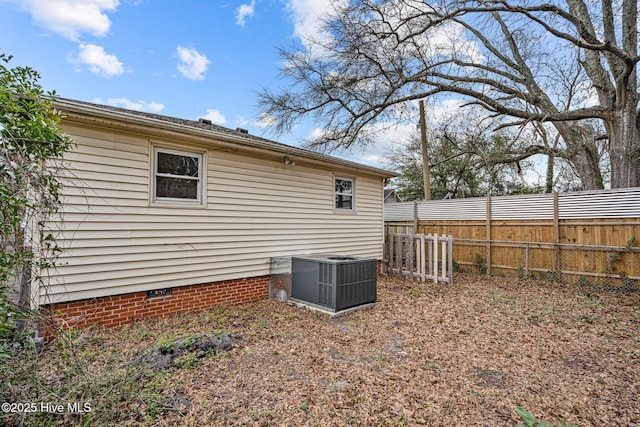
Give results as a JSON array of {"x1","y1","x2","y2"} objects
[
  {"x1": 449, "y1": 238, "x2": 640, "y2": 290},
  {"x1": 384, "y1": 232, "x2": 453, "y2": 285}
]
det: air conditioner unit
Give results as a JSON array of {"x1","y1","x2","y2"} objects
[{"x1": 291, "y1": 255, "x2": 377, "y2": 312}]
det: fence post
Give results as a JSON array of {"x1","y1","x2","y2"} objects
[
  {"x1": 409, "y1": 235, "x2": 415, "y2": 281},
  {"x1": 396, "y1": 234, "x2": 402, "y2": 277},
  {"x1": 448, "y1": 236, "x2": 453, "y2": 285},
  {"x1": 486, "y1": 196, "x2": 492, "y2": 276},
  {"x1": 390, "y1": 232, "x2": 396, "y2": 276},
  {"x1": 420, "y1": 233, "x2": 426, "y2": 281},
  {"x1": 441, "y1": 236, "x2": 447, "y2": 282},
  {"x1": 433, "y1": 233, "x2": 439, "y2": 283},
  {"x1": 553, "y1": 191, "x2": 560, "y2": 281},
  {"x1": 525, "y1": 242, "x2": 529, "y2": 278},
  {"x1": 427, "y1": 234, "x2": 433, "y2": 277}
]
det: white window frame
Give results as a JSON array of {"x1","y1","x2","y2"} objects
[
  {"x1": 151, "y1": 145, "x2": 206, "y2": 206},
  {"x1": 334, "y1": 176, "x2": 355, "y2": 212}
]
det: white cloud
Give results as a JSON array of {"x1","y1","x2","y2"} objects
[
  {"x1": 254, "y1": 112, "x2": 276, "y2": 129},
  {"x1": 236, "y1": 0, "x2": 255, "y2": 27},
  {"x1": 309, "y1": 127, "x2": 325, "y2": 140},
  {"x1": 430, "y1": 98, "x2": 465, "y2": 124},
  {"x1": 11, "y1": 0, "x2": 119, "y2": 40},
  {"x1": 73, "y1": 43, "x2": 124, "y2": 77},
  {"x1": 235, "y1": 116, "x2": 251, "y2": 127},
  {"x1": 201, "y1": 109, "x2": 227, "y2": 124},
  {"x1": 284, "y1": 0, "x2": 346, "y2": 46},
  {"x1": 176, "y1": 46, "x2": 211, "y2": 80},
  {"x1": 94, "y1": 97, "x2": 164, "y2": 113},
  {"x1": 307, "y1": 122, "x2": 414, "y2": 169}
]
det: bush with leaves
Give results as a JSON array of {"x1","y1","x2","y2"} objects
[{"x1": 0, "y1": 53, "x2": 72, "y2": 353}]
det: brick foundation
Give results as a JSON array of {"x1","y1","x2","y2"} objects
[{"x1": 39, "y1": 275, "x2": 269, "y2": 339}]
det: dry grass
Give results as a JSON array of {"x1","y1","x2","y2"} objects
[{"x1": 3, "y1": 274, "x2": 640, "y2": 426}]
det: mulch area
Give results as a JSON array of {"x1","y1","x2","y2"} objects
[{"x1": 148, "y1": 273, "x2": 640, "y2": 426}]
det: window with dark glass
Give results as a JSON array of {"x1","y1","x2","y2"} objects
[
  {"x1": 335, "y1": 177, "x2": 354, "y2": 210},
  {"x1": 153, "y1": 147, "x2": 203, "y2": 204}
]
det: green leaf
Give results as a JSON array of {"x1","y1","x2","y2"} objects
[{"x1": 516, "y1": 407, "x2": 538, "y2": 427}]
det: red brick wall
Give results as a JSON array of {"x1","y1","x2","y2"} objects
[{"x1": 39, "y1": 275, "x2": 269, "y2": 338}]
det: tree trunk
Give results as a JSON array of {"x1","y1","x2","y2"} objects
[
  {"x1": 555, "y1": 124, "x2": 604, "y2": 190},
  {"x1": 569, "y1": 144, "x2": 605, "y2": 190},
  {"x1": 545, "y1": 154, "x2": 555, "y2": 193},
  {"x1": 608, "y1": 108, "x2": 640, "y2": 188}
]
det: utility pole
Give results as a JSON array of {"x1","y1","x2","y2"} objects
[{"x1": 419, "y1": 100, "x2": 431, "y2": 200}]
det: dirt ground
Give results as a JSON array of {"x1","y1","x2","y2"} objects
[{"x1": 5, "y1": 273, "x2": 640, "y2": 426}]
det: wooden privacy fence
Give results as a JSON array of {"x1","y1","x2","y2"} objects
[
  {"x1": 384, "y1": 188, "x2": 640, "y2": 288},
  {"x1": 384, "y1": 232, "x2": 453, "y2": 285}
]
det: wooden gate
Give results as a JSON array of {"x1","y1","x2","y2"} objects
[{"x1": 384, "y1": 233, "x2": 453, "y2": 284}]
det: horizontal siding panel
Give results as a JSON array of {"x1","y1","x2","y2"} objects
[
  {"x1": 60, "y1": 196, "x2": 149, "y2": 208},
  {"x1": 61, "y1": 125, "x2": 150, "y2": 152},
  {"x1": 53, "y1": 232, "x2": 381, "y2": 249},
  {"x1": 491, "y1": 194, "x2": 554, "y2": 220},
  {"x1": 70, "y1": 139, "x2": 148, "y2": 161},
  {"x1": 65, "y1": 150, "x2": 147, "y2": 171},
  {"x1": 384, "y1": 202, "x2": 414, "y2": 221},
  {"x1": 55, "y1": 236, "x2": 383, "y2": 258},
  {"x1": 63, "y1": 160, "x2": 149, "y2": 178},
  {"x1": 60, "y1": 171, "x2": 149, "y2": 187},
  {"x1": 559, "y1": 188, "x2": 640, "y2": 219},
  {"x1": 211, "y1": 192, "x2": 331, "y2": 209},
  {"x1": 396, "y1": 188, "x2": 640, "y2": 222},
  {"x1": 62, "y1": 177, "x2": 148, "y2": 193},
  {"x1": 211, "y1": 181, "x2": 329, "y2": 202},
  {"x1": 211, "y1": 170, "x2": 329, "y2": 194},
  {"x1": 61, "y1": 187, "x2": 148, "y2": 201},
  {"x1": 213, "y1": 160, "x2": 328, "y2": 182},
  {"x1": 52, "y1": 227, "x2": 381, "y2": 242},
  {"x1": 54, "y1": 238, "x2": 383, "y2": 274},
  {"x1": 54, "y1": 212, "x2": 381, "y2": 224},
  {"x1": 53, "y1": 207, "x2": 380, "y2": 222},
  {"x1": 418, "y1": 198, "x2": 486, "y2": 220}
]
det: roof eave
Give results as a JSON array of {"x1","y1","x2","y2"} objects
[{"x1": 54, "y1": 98, "x2": 398, "y2": 179}]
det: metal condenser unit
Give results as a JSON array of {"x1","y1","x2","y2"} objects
[{"x1": 291, "y1": 255, "x2": 377, "y2": 312}]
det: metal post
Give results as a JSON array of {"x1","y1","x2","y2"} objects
[{"x1": 525, "y1": 242, "x2": 529, "y2": 278}]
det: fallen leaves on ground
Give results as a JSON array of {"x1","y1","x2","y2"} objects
[{"x1": 14, "y1": 274, "x2": 640, "y2": 425}]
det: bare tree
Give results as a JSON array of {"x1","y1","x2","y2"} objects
[
  {"x1": 259, "y1": 0, "x2": 640, "y2": 189},
  {"x1": 386, "y1": 110, "x2": 544, "y2": 199}
]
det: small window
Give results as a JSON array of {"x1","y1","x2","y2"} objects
[
  {"x1": 335, "y1": 177, "x2": 354, "y2": 211},
  {"x1": 153, "y1": 147, "x2": 204, "y2": 204}
]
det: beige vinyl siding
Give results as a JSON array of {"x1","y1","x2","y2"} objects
[{"x1": 41, "y1": 123, "x2": 385, "y2": 304}]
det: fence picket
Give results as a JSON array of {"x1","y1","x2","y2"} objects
[{"x1": 384, "y1": 232, "x2": 453, "y2": 285}]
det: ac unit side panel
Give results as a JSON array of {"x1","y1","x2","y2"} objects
[{"x1": 291, "y1": 258, "x2": 322, "y2": 306}]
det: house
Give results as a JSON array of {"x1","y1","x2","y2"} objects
[
  {"x1": 384, "y1": 189, "x2": 403, "y2": 204},
  {"x1": 37, "y1": 98, "x2": 395, "y2": 334}
]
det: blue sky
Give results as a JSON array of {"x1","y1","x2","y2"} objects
[{"x1": 0, "y1": 0, "x2": 405, "y2": 167}]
